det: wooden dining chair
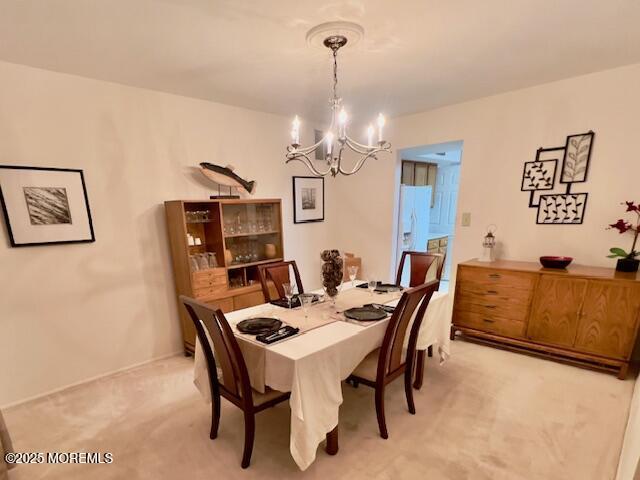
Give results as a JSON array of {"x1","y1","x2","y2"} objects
[
  {"x1": 395, "y1": 250, "x2": 446, "y2": 373},
  {"x1": 181, "y1": 295, "x2": 290, "y2": 468},
  {"x1": 257, "y1": 260, "x2": 304, "y2": 302},
  {"x1": 395, "y1": 251, "x2": 446, "y2": 288},
  {"x1": 347, "y1": 280, "x2": 439, "y2": 439}
]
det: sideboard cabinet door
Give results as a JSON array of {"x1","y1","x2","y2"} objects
[
  {"x1": 527, "y1": 276, "x2": 588, "y2": 347},
  {"x1": 574, "y1": 281, "x2": 640, "y2": 360}
]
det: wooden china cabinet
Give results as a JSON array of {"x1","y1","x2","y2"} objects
[
  {"x1": 165, "y1": 199, "x2": 283, "y2": 355},
  {"x1": 452, "y1": 259, "x2": 640, "y2": 378}
]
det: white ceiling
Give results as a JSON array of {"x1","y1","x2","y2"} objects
[{"x1": 1, "y1": 0, "x2": 640, "y2": 123}]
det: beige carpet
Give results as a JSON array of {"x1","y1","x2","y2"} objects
[{"x1": 4, "y1": 341, "x2": 634, "y2": 480}]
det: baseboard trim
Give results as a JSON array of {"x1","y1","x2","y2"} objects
[{"x1": 2, "y1": 349, "x2": 185, "y2": 409}]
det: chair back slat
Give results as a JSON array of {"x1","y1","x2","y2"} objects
[
  {"x1": 378, "y1": 281, "x2": 439, "y2": 377},
  {"x1": 181, "y1": 296, "x2": 251, "y2": 402},
  {"x1": 396, "y1": 251, "x2": 446, "y2": 287},
  {"x1": 258, "y1": 260, "x2": 304, "y2": 302}
]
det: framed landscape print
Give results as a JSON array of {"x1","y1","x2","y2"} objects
[
  {"x1": 292, "y1": 176, "x2": 324, "y2": 224},
  {"x1": 0, "y1": 166, "x2": 95, "y2": 247}
]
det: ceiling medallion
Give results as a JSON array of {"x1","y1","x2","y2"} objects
[{"x1": 286, "y1": 21, "x2": 391, "y2": 177}]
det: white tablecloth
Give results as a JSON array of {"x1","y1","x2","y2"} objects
[{"x1": 193, "y1": 284, "x2": 452, "y2": 470}]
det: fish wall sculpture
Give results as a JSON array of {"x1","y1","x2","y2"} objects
[{"x1": 199, "y1": 162, "x2": 257, "y2": 195}]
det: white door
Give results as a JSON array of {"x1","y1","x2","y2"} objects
[{"x1": 429, "y1": 164, "x2": 460, "y2": 281}]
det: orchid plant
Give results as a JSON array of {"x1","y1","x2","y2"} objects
[{"x1": 607, "y1": 201, "x2": 640, "y2": 259}]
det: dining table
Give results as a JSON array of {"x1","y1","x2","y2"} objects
[{"x1": 193, "y1": 281, "x2": 453, "y2": 471}]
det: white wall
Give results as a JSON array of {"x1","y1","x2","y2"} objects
[
  {"x1": 332, "y1": 62, "x2": 640, "y2": 281},
  {"x1": 330, "y1": 62, "x2": 640, "y2": 480},
  {"x1": 0, "y1": 61, "x2": 334, "y2": 406}
]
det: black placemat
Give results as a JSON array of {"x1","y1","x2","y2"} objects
[{"x1": 270, "y1": 293, "x2": 321, "y2": 309}]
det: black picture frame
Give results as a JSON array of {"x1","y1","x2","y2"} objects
[
  {"x1": 536, "y1": 193, "x2": 588, "y2": 225},
  {"x1": 0, "y1": 165, "x2": 95, "y2": 247},
  {"x1": 292, "y1": 176, "x2": 324, "y2": 224},
  {"x1": 560, "y1": 131, "x2": 594, "y2": 184},
  {"x1": 520, "y1": 158, "x2": 558, "y2": 191}
]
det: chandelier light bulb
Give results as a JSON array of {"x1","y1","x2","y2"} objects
[
  {"x1": 367, "y1": 124, "x2": 374, "y2": 147},
  {"x1": 326, "y1": 132, "x2": 334, "y2": 156},
  {"x1": 291, "y1": 116, "x2": 301, "y2": 145},
  {"x1": 338, "y1": 109, "x2": 347, "y2": 138},
  {"x1": 377, "y1": 113, "x2": 385, "y2": 142},
  {"x1": 338, "y1": 108, "x2": 348, "y2": 124}
]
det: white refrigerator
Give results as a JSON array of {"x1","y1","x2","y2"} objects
[{"x1": 396, "y1": 185, "x2": 432, "y2": 285}]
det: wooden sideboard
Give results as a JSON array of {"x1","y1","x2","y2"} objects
[{"x1": 452, "y1": 259, "x2": 640, "y2": 378}]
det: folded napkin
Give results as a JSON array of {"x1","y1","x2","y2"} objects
[
  {"x1": 356, "y1": 282, "x2": 402, "y2": 293},
  {"x1": 256, "y1": 326, "x2": 300, "y2": 344},
  {"x1": 365, "y1": 303, "x2": 396, "y2": 314}
]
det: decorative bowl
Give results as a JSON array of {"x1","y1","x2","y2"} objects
[{"x1": 539, "y1": 256, "x2": 573, "y2": 269}]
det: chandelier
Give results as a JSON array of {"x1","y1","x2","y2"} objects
[{"x1": 286, "y1": 24, "x2": 391, "y2": 177}]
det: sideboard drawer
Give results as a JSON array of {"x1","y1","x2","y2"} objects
[
  {"x1": 456, "y1": 281, "x2": 533, "y2": 304},
  {"x1": 455, "y1": 292, "x2": 530, "y2": 322},
  {"x1": 458, "y1": 266, "x2": 536, "y2": 291},
  {"x1": 454, "y1": 309, "x2": 526, "y2": 338}
]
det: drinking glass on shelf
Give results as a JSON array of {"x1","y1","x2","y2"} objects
[
  {"x1": 367, "y1": 278, "x2": 378, "y2": 297},
  {"x1": 189, "y1": 255, "x2": 199, "y2": 272},
  {"x1": 196, "y1": 254, "x2": 209, "y2": 270},
  {"x1": 207, "y1": 252, "x2": 217, "y2": 268},
  {"x1": 283, "y1": 282, "x2": 294, "y2": 309},
  {"x1": 348, "y1": 265, "x2": 359, "y2": 287}
]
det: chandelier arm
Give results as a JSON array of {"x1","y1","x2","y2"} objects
[
  {"x1": 337, "y1": 151, "x2": 379, "y2": 176},
  {"x1": 343, "y1": 137, "x2": 372, "y2": 155},
  {"x1": 285, "y1": 153, "x2": 333, "y2": 177},
  {"x1": 344, "y1": 135, "x2": 372, "y2": 152}
]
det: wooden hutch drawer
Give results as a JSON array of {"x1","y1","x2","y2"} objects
[
  {"x1": 454, "y1": 309, "x2": 526, "y2": 338},
  {"x1": 458, "y1": 266, "x2": 536, "y2": 291},
  {"x1": 192, "y1": 268, "x2": 228, "y2": 290}
]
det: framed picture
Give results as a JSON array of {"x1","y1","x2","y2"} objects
[
  {"x1": 536, "y1": 193, "x2": 588, "y2": 225},
  {"x1": 292, "y1": 176, "x2": 324, "y2": 224},
  {"x1": 0, "y1": 165, "x2": 95, "y2": 247},
  {"x1": 560, "y1": 131, "x2": 594, "y2": 184}
]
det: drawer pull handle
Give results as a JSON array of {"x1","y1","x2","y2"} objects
[
  {"x1": 487, "y1": 290, "x2": 498, "y2": 295},
  {"x1": 483, "y1": 318, "x2": 495, "y2": 323},
  {"x1": 484, "y1": 305, "x2": 497, "y2": 309},
  {"x1": 488, "y1": 273, "x2": 501, "y2": 279}
]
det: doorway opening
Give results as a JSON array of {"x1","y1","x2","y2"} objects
[{"x1": 395, "y1": 140, "x2": 463, "y2": 292}]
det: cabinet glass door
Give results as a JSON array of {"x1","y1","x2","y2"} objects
[{"x1": 221, "y1": 202, "x2": 282, "y2": 267}]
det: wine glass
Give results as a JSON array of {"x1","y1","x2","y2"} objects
[
  {"x1": 367, "y1": 278, "x2": 377, "y2": 297},
  {"x1": 348, "y1": 265, "x2": 359, "y2": 287},
  {"x1": 283, "y1": 282, "x2": 294, "y2": 309},
  {"x1": 299, "y1": 293, "x2": 315, "y2": 322}
]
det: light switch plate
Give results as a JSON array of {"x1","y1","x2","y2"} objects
[{"x1": 461, "y1": 212, "x2": 471, "y2": 226}]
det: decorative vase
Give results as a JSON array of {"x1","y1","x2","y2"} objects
[
  {"x1": 616, "y1": 257, "x2": 640, "y2": 273},
  {"x1": 224, "y1": 249, "x2": 233, "y2": 265},
  {"x1": 320, "y1": 249, "x2": 343, "y2": 305},
  {"x1": 264, "y1": 243, "x2": 277, "y2": 259}
]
